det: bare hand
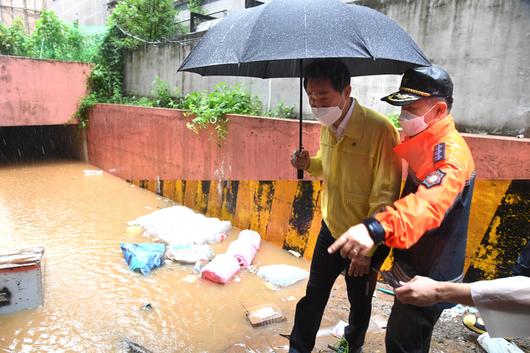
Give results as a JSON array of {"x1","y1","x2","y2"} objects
[
  {"x1": 327, "y1": 224, "x2": 375, "y2": 260},
  {"x1": 290, "y1": 149, "x2": 309, "y2": 170},
  {"x1": 394, "y1": 276, "x2": 439, "y2": 306},
  {"x1": 348, "y1": 255, "x2": 371, "y2": 277}
]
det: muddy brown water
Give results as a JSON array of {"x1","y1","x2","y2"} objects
[{"x1": 0, "y1": 161, "x2": 310, "y2": 353}]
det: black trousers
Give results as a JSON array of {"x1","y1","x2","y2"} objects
[
  {"x1": 385, "y1": 299, "x2": 443, "y2": 353},
  {"x1": 513, "y1": 241, "x2": 530, "y2": 277},
  {"x1": 289, "y1": 221, "x2": 389, "y2": 353}
]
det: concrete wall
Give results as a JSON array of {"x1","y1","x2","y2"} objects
[
  {"x1": 0, "y1": 55, "x2": 91, "y2": 126},
  {"x1": 87, "y1": 104, "x2": 530, "y2": 181},
  {"x1": 86, "y1": 104, "x2": 530, "y2": 280},
  {"x1": 86, "y1": 104, "x2": 321, "y2": 181},
  {"x1": 123, "y1": 41, "x2": 302, "y2": 115},
  {"x1": 0, "y1": 0, "x2": 41, "y2": 31},
  {"x1": 123, "y1": 0, "x2": 530, "y2": 136}
]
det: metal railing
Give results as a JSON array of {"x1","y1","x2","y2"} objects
[{"x1": 176, "y1": 9, "x2": 228, "y2": 33}]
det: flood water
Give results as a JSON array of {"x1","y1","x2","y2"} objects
[{"x1": 0, "y1": 161, "x2": 310, "y2": 353}]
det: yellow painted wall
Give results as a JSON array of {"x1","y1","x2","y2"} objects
[{"x1": 130, "y1": 179, "x2": 529, "y2": 280}]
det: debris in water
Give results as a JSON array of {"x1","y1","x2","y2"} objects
[
  {"x1": 125, "y1": 225, "x2": 144, "y2": 237},
  {"x1": 182, "y1": 275, "x2": 198, "y2": 283},
  {"x1": 288, "y1": 250, "x2": 301, "y2": 258},
  {"x1": 141, "y1": 303, "x2": 152, "y2": 311},
  {"x1": 244, "y1": 304, "x2": 286, "y2": 328},
  {"x1": 83, "y1": 169, "x2": 103, "y2": 176},
  {"x1": 281, "y1": 296, "x2": 296, "y2": 302},
  {"x1": 124, "y1": 339, "x2": 154, "y2": 353}
]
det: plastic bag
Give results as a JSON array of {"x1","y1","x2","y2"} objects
[
  {"x1": 477, "y1": 333, "x2": 524, "y2": 353},
  {"x1": 166, "y1": 244, "x2": 215, "y2": 264},
  {"x1": 257, "y1": 264, "x2": 309, "y2": 287},
  {"x1": 120, "y1": 243, "x2": 165, "y2": 276}
]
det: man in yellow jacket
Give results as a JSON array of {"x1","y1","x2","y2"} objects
[{"x1": 289, "y1": 59, "x2": 402, "y2": 353}]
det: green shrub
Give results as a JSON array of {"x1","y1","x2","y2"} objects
[
  {"x1": 0, "y1": 18, "x2": 30, "y2": 56},
  {"x1": 183, "y1": 83, "x2": 262, "y2": 140},
  {"x1": 265, "y1": 103, "x2": 297, "y2": 119},
  {"x1": 386, "y1": 112, "x2": 401, "y2": 128},
  {"x1": 0, "y1": 12, "x2": 100, "y2": 62},
  {"x1": 151, "y1": 76, "x2": 181, "y2": 108}
]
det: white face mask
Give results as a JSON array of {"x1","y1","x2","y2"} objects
[
  {"x1": 399, "y1": 105, "x2": 436, "y2": 137},
  {"x1": 311, "y1": 95, "x2": 345, "y2": 127}
]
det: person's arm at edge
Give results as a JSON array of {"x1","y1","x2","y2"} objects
[{"x1": 394, "y1": 275, "x2": 474, "y2": 307}]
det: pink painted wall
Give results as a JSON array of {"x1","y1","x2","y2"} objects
[
  {"x1": 87, "y1": 104, "x2": 320, "y2": 180},
  {"x1": 87, "y1": 104, "x2": 530, "y2": 181},
  {"x1": 0, "y1": 55, "x2": 91, "y2": 127}
]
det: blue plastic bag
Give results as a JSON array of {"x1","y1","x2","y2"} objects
[{"x1": 120, "y1": 243, "x2": 166, "y2": 275}]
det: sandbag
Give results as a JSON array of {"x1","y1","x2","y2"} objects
[
  {"x1": 238, "y1": 230, "x2": 261, "y2": 250},
  {"x1": 257, "y1": 264, "x2": 309, "y2": 287},
  {"x1": 128, "y1": 206, "x2": 231, "y2": 246},
  {"x1": 120, "y1": 243, "x2": 165, "y2": 276},
  {"x1": 201, "y1": 254, "x2": 240, "y2": 284},
  {"x1": 226, "y1": 239, "x2": 257, "y2": 268},
  {"x1": 166, "y1": 244, "x2": 215, "y2": 264}
]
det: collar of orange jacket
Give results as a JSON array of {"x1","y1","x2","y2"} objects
[{"x1": 393, "y1": 115, "x2": 455, "y2": 170}]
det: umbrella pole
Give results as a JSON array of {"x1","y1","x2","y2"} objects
[{"x1": 297, "y1": 59, "x2": 304, "y2": 180}]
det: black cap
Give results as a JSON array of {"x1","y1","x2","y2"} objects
[{"x1": 381, "y1": 66, "x2": 453, "y2": 106}]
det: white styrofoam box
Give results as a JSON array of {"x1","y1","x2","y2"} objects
[{"x1": 0, "y1": 248, "x2": 44, "y2": 315}]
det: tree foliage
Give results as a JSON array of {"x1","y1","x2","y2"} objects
[
  {"x1": 0, "y1": 11, "x2": 99, "y2": 62},
  {"x1": 109, "y1": 0, "x2": 178, "y2": 48}
]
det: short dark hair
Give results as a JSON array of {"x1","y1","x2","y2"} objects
[{"x1": 303, "y1": 59, "x2": 351, "y2": 93}]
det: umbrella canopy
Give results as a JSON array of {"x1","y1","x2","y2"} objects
[
  {"x1": 178, "y1": 0, "x2": 430, "y2": 77},
  {"x1": 178, "y1": 0, "x2": 431, "y2": 179}
]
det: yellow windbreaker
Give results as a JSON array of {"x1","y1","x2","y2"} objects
[{"x1": 307, "y1": 102, "x2": 402, "y2": 238}]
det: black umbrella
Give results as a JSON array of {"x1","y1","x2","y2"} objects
[{"x1": 178, "y1": 0, "x2": 430, "y2": 178}]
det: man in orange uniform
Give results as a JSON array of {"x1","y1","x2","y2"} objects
[{"x1": 328, "y1": 66, "x2": 476, "y2": 353}]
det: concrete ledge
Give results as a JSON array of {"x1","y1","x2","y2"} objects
[{"x1": 88, "y1": 104, "x2": 530, "y2": 180}]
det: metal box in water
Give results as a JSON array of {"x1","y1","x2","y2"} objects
[{"x1": 0, "y1": 247, "x2": 44, "y2": 315}]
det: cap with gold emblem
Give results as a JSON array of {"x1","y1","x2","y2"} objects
[{"x1": 381, "y1": 66, "x2": 453, "y2": 106}]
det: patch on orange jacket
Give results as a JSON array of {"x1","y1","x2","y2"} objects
[
  {"x1": 421, "y1": 169, "x2": 446, "y2": 189},
  {"x1": 433, "y1": 142, "x2": 446, "y2": 163}
]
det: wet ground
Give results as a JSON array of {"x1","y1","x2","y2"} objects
[
  {"x1": 319, "y1": 279, "x2": 530, "y2": 353},
  {"x1": 1, "y1": 161, "x2": 528, "y2": 353}
]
